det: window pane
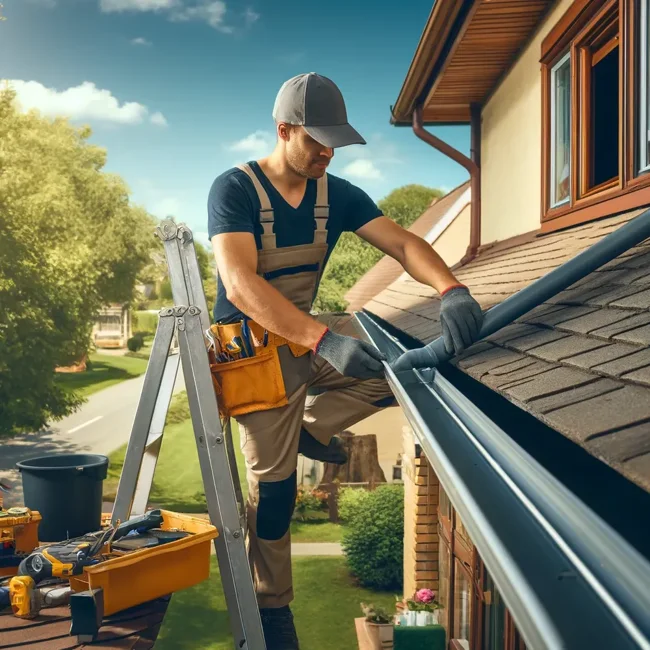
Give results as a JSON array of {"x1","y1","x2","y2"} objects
[
  {"x1": 439, "y1": 485, "x2": 452, "y2": 522},
  {"x1": 641, "y1": 0, "x2": 650, "y2": 172},
  {"x1": 482, "y1": 569, "x2": 506, "y2": 650},
  {"x1": 551, "y1": 54, "x2": 571, "y2": 206},
  {"x1": 438, "y1": 538, "x2": 451, "y2": 633},
  {"x1": 590, "y1": 43, "x2": 619, "y2": 187},
  {"x1": 453, "y1": 560, "x2": 472, "y2": 641},
  {"x1": 456, "y1": 513, "x2": 471, "y2": 546}
]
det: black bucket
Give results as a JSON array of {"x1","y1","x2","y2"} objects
[{"x1": 16, "y1": 454, "x2": 109, "y2": 542}]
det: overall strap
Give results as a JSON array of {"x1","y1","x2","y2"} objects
[
  {"x1": 314, "y1": 173, "x2": 330, "y2": 245},
  {"x1": 236, "y1": 163, "x2": 276, "y2": 250}
]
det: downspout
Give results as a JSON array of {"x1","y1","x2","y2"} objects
[{"x1": 412, "y1": 103, "x2": 481, "y2": 265}]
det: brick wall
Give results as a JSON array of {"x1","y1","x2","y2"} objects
[{"x1": 402, "y1": 425, "x2": 440, "y2": 597}]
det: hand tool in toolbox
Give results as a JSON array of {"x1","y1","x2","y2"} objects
[
  {"x1": 110, "y1": 219, "x2": 267, "y2": 649},
  {"x1": 17, "y1": 509, "x2": 164, "y2": 584}
]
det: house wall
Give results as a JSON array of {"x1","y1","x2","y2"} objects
[
  {"x1": 480, "y1": 0, "x2": 574, "y2": 245},
  {"x1": 402, "y1": 424, "x2": 440, "y2": 597},
  {"x1": 432, "y1": 203, "x2": 472, "y2": 267}
]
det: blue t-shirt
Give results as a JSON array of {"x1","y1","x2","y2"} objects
[{"x1": 207, "y1": 161, "x2": 383, "y2": 323}]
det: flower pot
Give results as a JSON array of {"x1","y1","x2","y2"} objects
[
  {"x1": 404, "y1": 610, "x2": 417, "y2": 627},
  {"x1": 431, "y1": 610, "x2": 439, "y2": 625},
  {"x1": 365, "y1": 621, "x2": 394, "y2": 649},
  {"x1": 416, "y1": 611, "x2": 433, "y2": 626}
]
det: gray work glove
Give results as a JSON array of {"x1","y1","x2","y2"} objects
[
  {"x1": 316, "y1": 329, "x2": 386, "y2": 379},
  {"x1": 440, "y1": 285, "x2": 484, "y2": 356},
  {"x1": 390, "y1": 286, "x2": 484, "y2": 373}
]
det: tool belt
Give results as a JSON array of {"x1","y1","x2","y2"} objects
[{"x1": 206, "y1": 319, "x2": 311, "y2": 418}]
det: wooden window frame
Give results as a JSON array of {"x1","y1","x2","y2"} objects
[
  {"x1": 540, "y1": 0, "x2": 650, "y2": 233},
  {"x1": 636, "y1": 0, "x2": 650, "y2": 174}
]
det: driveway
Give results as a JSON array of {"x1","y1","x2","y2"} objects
[{"x1": 0, "y1": 353, "x2": 186, "y2": 508}]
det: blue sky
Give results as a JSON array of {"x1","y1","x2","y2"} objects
[{"x1": 0, "y1": 0, "x2": 470, "y2": 247}]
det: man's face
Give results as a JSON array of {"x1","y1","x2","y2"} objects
[{"x1": 281, "y1": 125, "x2": 334, "y2": 179}]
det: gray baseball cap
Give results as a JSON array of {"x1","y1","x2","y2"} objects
[{"x1": 272, "y1": 73, "x2": 366, "y2": 148}]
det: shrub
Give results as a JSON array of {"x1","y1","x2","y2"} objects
[
  {"x1": 132, "y1": 311, "x2": 159, "y2": 335},
  {"x1": 127, "y1": 336, "x2": 144, "y2": 353},
  {"x1": 293, "y1": 486, "x2": 328, "y2": 521},
  {"x1": 341, "y1": 484, "x2": 404, "y2": 591},
  {"x1": 338, "y1": 486, "x2": 371, "y2": 523}
]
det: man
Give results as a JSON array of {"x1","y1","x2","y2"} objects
[{"x1": 208, "y1": 72, "x2": 483, "y2": 649}]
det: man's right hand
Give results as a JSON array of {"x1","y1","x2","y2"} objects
[{"x1": 315, "y1": 329, "x2": 386, "y2": 379}]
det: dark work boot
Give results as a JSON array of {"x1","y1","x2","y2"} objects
[
  {"x1": 298, "y1": 428, "x2": 348, "y2": 465},
  {"x1": 260, "y1": 605, "x2": 300, "y2": 650}
]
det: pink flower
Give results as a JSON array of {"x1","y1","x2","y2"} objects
[{"x1": 416, "y1": 588, "x2": 435, "y2": 604}]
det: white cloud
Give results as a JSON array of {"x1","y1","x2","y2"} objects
[
  {"x1": 337, "y1": 132, "x2": 401, "y2": 183},
  {"x1": 100, "y1": 0, "x2": 177, "y2": 12},
  {"x1": 226, "y1": 130, "x2": 274, "y2": 160},
  {"x1": 131, "y1": 36, "x2": 152, "y2": 45},
  {"x1": 150, "y1": 111, "x2": 168, "y2": 126},
  {"x1": 102, "y1": 0, "x2": 237, "y2": 31},
  {"x1": 244, "y1": 7, "x2": 259, "y2": 25},
  {"x1": 342, "y1": 159, "x2": 383, "y2": 181},
  {"x1": 6, "y1": 80, "x2": 167, "y2": 127},
  {"x1": 170, "y1": 1, "x2": 230, "y2": 31}
]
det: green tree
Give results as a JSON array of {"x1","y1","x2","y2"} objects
[
  {"x1": 314, "y1": 184, "x2": 443, "y2": 312},
  {"x1": 0, "y1": 86, "x2": 157, "y2": 434}
]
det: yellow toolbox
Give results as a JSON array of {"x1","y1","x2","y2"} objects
[
  {"x1": 0, "y1": 509, "x2": 42, "y2": 578},
  {"x1": 69, "y1": 510, "x2": 218, "y2": 615}
]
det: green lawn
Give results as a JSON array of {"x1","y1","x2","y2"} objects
[
  {"x1": 156, "y1": 556, "x2": 396, "y2": 650},
  {"x1": 105, "y1": 400, "x2": 343, "y2": 542},
  {"x1": 56, "y1": 352, "x2": 149, "y2": 398},
  {"x1": 290, "y1": 520, "x2": 342, "y2": 543},
  {"x1": 104, "y1": 410, "x2": 247, "y2": 512}
]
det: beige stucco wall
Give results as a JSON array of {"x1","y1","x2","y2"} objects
[
  {"x1": 432, "y1": 203, "x2": 471, "y2": 267},
  {"x1": 481, "y1": 0, "x2": 573, "y2": 244}
]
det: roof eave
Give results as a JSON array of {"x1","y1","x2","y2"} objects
[{"x1": 390, "y1": 0, "x2": 472, "y2": 124}]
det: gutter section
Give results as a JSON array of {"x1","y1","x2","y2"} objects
[
  {"x1": 354, "y1": 311, "x2": 650, "y2": 650},
  {"x1": 412, "y1": 104, "x2": 481, "y2": 265}
]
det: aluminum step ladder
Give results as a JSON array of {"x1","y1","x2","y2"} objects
[{"x1": 111, "y1": 218, "x2": 266, "y2": 650}]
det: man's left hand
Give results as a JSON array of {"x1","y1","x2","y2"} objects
[{"x1": 439, "y1": 285, "x2": 484, "y2": 355}]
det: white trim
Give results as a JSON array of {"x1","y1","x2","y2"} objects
[
  {"x1": 550, "y1": 52, "x2": 571, "y2": 208},
  {"x1": 394, "y1": 185, "x2": 471, "y2": 284},
  {"x1": 640, "y1": 0, "x2": 650, "y2": 173}
]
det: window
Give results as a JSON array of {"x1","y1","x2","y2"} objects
[
  {"x1": 640, "y1": 0, "x2": 650, "y2": 172},
  {"x1": 481, "y1": 568, "x2": 506, "y2": 650},
  {"x1": 551, "y1": 53, "x2": 571, "y2": 207},
  {"x1": 540, "y1": 0, "x2": 650, "y2": 232},
  {"x1": 578, "y1": 9, "x2": 620, "y2": 194},
  {"x1": 438, "y1": 536, "x2": 452, "y2": 633},
  {"x1": 453, "y1": 559, "x2": 472, "y2": 641}
]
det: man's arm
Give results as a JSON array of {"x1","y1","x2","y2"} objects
[
  {"x1": 355, "y1": 216, "x2": 459, "y2": 293},
  {"x1": 211, "y1": 232, "x2": 327, "y2": 349},
  {"x1": 355, "y1": 216, "x2": 484, "y2": 356}
]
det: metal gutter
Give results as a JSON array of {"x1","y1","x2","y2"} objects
[
  {"x1": 394, "y1": 206, "x2": 650, "y2": 371},
  {"x1": 354, "y1": 311, "x2": 650, "y2": 650}
]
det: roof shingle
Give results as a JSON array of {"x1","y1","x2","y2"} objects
[{"x1": 357, "y1": 206, "x2": 650, "y2": 492}]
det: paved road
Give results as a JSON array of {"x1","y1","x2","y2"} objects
[{"x1": 0, "y1": 353, "x2": 186, "y2": 507}]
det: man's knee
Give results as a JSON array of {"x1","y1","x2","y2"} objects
[{"x1": 257, "y1": 471, "x2": 297, "y2": 541}]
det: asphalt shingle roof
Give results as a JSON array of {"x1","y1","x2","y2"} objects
[{"x1": 362, "y1": 208, "x2": 650, "y2": 493}]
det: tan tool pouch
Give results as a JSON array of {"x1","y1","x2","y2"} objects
[{"x1": 208, "y1": 321, "x2": 310, "y2": 418}]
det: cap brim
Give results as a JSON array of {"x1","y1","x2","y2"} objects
[{"x1": 304, "y1": 123, "x2": 366, "y2": 148}]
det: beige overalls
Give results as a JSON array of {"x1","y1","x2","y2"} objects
[{"x1": 216, "y1": 163, "x2": 396, "y2": 610}]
